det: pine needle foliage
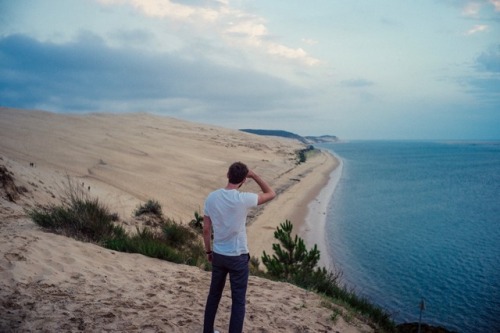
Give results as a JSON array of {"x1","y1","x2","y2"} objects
[
  {"x1": 262, "y1": 220, "x2": 395, "y2": 332},
  {"x1": 262, "y1": 220, "x2": 320, "y2": 281}
]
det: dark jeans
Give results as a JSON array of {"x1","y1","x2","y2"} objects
[{"x1": 203, "y1": 252, "x2": 250, "y2": 333}]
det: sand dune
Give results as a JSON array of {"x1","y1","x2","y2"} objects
[{"x1": 0, "y1": 107, "x2": 372, "y2": 332}]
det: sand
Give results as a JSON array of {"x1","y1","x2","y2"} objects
[
  {"x1": 301, "y1": 156, "x2": 343, "y2": 269},
  {"x1": 0, "y1": 107, "x2": 373, "y2": 332}
]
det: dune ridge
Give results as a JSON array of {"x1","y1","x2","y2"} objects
[{"x1": 0, "y1": 107, "x2": 372, "y2": 332}]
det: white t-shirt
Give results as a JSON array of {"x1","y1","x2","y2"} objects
[{"x1": 204, "y1": 188, "x2": 258, "y2": 256}]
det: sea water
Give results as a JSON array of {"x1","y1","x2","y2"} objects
[{"x1": 318, "y1": 141, "x2": 500, "y2": 333}]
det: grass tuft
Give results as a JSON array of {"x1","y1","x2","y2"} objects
[
  {"x1": 28, "y1": 179, "x2": 209, "y2": 270},
  {"x1": 28, "y1": 178, "x2": 122, "y2": 244},
  {"x1": 134, "y1": 199, "x2": 163, "y2": 217}
]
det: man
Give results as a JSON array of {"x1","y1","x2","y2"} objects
[{"x1": 203, "y1": 161, "x2": 276, "y2": 333}]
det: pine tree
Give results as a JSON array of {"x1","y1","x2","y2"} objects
[{"x1": 261, "y1": 220, "x2": 321, "y2": 282}]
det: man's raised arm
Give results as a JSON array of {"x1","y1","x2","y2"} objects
[{"x1": 247, "y1": 170, "x2": 276, "y2": 205}]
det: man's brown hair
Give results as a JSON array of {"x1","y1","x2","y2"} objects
[{"x1": 227, "y1": 162, "x2": 249, "y2": 185}]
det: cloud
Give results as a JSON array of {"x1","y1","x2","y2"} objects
[
  {"x1": 460, "y1": 45, "x2": 500, "y2": 105},
  {"x1": 476, "y1": 45, "x2": 500, "y2": 72},
  {"x1": 465, "y1": 24, "x2": 489, "y2": 35},
  {"x1": 490, "y1": 0, "x2": 500, "y2": 11},
  {"x1": 459, "y1": 0, "x2": 500, "y2": 17},
  {"x1": 462, "y1": 2, "x2": 482, "y2": 17},
  {"x1": 94, "y1": 0, "x2": 320, "y2": 66},
  {"x1": 0, "y1": 33, "x2": 305, "y2": 115}
]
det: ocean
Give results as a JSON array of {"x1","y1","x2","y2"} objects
[{"x1": 317, "y1": 141, "x2": 500, "y2": 333}]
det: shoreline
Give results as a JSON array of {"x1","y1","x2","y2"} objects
[
  {"x1": 301, "y1": 151, "x2": 343, "y2": 269},
  {"x1": 247, "y1": 149, "x2": 340, "y2": 263}
]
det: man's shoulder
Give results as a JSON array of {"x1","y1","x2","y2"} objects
[
  {"x1": 239, "y1": 191, "x2": 259, "y2": 206},
  {"x1": 206, "y1": 188, "x2": 221, "y2": 199},
  {"x1": 206, "y1": 189, "x2": 257, "y2": 201},
  {"x1": 239, "y1": 191, "x2": 258, "y2": 198}
]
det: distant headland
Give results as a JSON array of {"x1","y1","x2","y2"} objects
[{"x1": 239, "y1": 129, "x2": 339, "y2": 144}]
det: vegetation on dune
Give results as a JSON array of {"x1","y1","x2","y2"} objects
[
  {"x1": 296, "y1": 145, "x2": 317, "y2": 164},
  {"x1": 28, "y1": 179, "x2": 394, "y2": 331},
  {"x1": 28, "y1": 181, "x2": 209, "y2": 269},
  {"x1": 262, "y1": 220, "x2": 395, "y2": 331},
  {"x1": 238, "y1": 128, "x2": 319, "y2": 164},
  {"x1": 27, "y1": 179, "x2": 122, "y2": 243},
  {"x1": 134, "y1": 199, "x2": 163, "y2": 217},
  {"x1": 104, "y1": 221, "x2": 207, "y2": 268},
  {"x1": 188, "y1": 210, "x2": 204, "y2": 231}
]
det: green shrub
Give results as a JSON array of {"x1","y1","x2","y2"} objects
[
  {"x1": 103, "y1": 234, "x2": 132, "y2": 252},
  {"x1": 262, "y1": 220, "x2": 395, "y2": 331},
  {"x1": 28, "y1": 180, "x2": 208, "y2": 269},
  {"x1": 296, "y1": 145, "x2": 316, "y2": 164},
  {"x1": 132, "y1": 228, "x2": 180, "y2": 261},
  {"x1": 28, "y1": 180, "x2": 122, "y2": 244},
  {"x1": 162, "y1": 220, "x2": 207, "y2": 266},
  {"x1": 262, "y1": 220, "x2": 321, "y2": 281},
  {"x1": 104, "y1": 222, "x2": 207, "y2": 266},
  {"x1": 134, "y1": 199, "x2": 163, "y2": 217},
  {"x1": 189, "y1": 210, "x2": 204, "y2": 231},
  {"x1": 162, "y1": 219, "x2": 196, "y2": 247},
  {"x1": 29, "y1": 205, "x2": 70, "y2": 230},
  {"x1": 249, "y1": 256, "x2": 265, "y2": 276}
]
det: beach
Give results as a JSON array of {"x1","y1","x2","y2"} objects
[
  {"x1": 301, "y1": 155, "x2": 343, "y2": 270},
  {"x1": 247, "y1": 148, "x2": 340, "y2": 262},
  {"x1": 0, "y1": 107, "x2": 370, "y2": 332}
]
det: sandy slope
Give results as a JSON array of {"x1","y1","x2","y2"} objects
[{"x1": 0, "y1": 107, "x2": 372, "y2": 332}]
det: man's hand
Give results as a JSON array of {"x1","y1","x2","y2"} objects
[
  {"x1": 246, "y1": 169, "x2": 276, "y2": 205},
  {"x1": 246, "y1": 169, "x2": 256, "y2": 179}
]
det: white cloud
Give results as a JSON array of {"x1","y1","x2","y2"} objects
[
  {"x1": 465, "y1": 24, "x2": 489, "y2": 35},
  {"x1": 267, "y1": 44, "x2": 320, "y2": 66},
  {"x1": 132, "y1": 0, "x2": 219, "y2": 21},
  {"x1": 462, "y1": 2, "x2": 482, "y2": 17},
  {"x1": 225, "y1": 19, "x2": 268, "y2": 39},
  {"x1": 461, "y1": 0, "x2": 500, "y2": 16},
  {"x1": 94, "y1": 0, "x2": 320, "y2": 66},
  {"x1": 490, "y1": 0, "x2": 500, "y2": 11}
]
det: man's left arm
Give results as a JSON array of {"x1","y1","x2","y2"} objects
[{"x1": 203, "y1": 215, "x2": 213, "y2": 261}]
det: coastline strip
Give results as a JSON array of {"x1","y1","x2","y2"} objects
[
  {"x1": 247, "y1": 150, "x2": 340, "y2": 262},
  {"x1": 300, "y1": 151, "x2": 343, "y2": 269}
]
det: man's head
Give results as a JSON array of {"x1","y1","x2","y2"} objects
[{"x1": 227, "y1": 162, "x2": 249, "y2": 185}]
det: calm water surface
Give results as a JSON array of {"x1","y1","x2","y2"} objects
[{"x1": 318, "y1": 141, "x2": 500, "y2": 333}]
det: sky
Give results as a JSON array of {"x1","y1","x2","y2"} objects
[{"x1": 0, "y1": 0, "x2": 499, "y2": 140}]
